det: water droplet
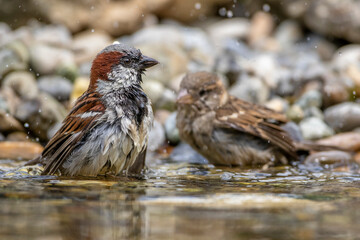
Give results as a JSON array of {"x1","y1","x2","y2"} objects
[
  {"x1": 314, "y1": 45, "x2": 318, "y2": 49},
  {"x1": 194, "y1": 2, "x2": 201, "y2": 10},
  {"x1": 262, "y1": 4, "x2": 270, "y2": 12},
  {"x1": 91, "y1": 29, "x2": 95, "y2": 33},
  {"x1": 307, "y1": 36, "x2": 311, "y2": 41},
  {"x1": 90, "y1": 6, "x2": 94, "y2": 10},
  {"x1": 227, "y1": 10, "x2": 233, "y2": 18},
  {"x1": 338, "y1": 51, "x2": 342, "y2": 56},
  {"x1": 24, "y1": 123, "x2": 29, "y2": 128},
  {"x1": 35, "y1": 138, "x2": 39, "y2": 142},
  {"x1": 38, "y1": 109, "x2": 42, "y2": 113}
]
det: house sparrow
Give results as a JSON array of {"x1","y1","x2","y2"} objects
[
  {"x1": 31, "y1": 43, "x2": 158, "y2": 176},
  {"x1": 176, "y1": 72, "x2": 300, "y2": 167}
]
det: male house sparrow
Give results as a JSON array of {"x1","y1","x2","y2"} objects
[
  {"x1": 177, "y1": 72, "x2": 302, "y2": 167},
  {"x1": 31, "y1": 43, "x2": 158, "y2": 176}
]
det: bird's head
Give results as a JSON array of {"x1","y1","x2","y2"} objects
[
  {"x1": 177, "y1": 72, "x2": 228, "y2": 112},
  {"x1": 89, "y1": 43, "x2": 158, "y2": 94}
]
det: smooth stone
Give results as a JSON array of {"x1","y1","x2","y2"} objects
[
  {"x1": 281, "y1": 121, "x2": 303, "y2": 142},
  {"x1": 322, "y1": 81, "x2": 349, "y2": 108},
  {"x1": 274, "y1": 20, "x2": 302, "y2": 47},
  {"x1": 248, "y1": 12, "x2": 274, "y2": 47},
  {"x1": 142, "y1": 79, "x2": 165, "y2": 104},
  {"x1": 33, "y1": 24, "x2": 72, "y2": 47},
  {"x1": 38, "y1": 75, "x2": 73, "y2": 101},
  {"x1": 6, "y1": 132, "x2": 29, "y2": 142},
  {"x1": 72, "y1": 31, "x2": 112, "y2": 64},
  {"x1": 295, "y1": 89, "x2": 322, "y2": 109},
  {"x1": 206, "y1": 18, "x2": 250, "y2": 43},
  {"x1": 164, "y1": 111, "x2": 180, "y2": 144},
  {"x1": 0, "y1": 45, "x2": 27, "y2": 79},
  {"x1": 299, "y1": 117, "x2": 334, "y2": 140},
  {"x1": 229, "y1": 75, "x2": 269, "y2": 104},
  {"x1": 14, "y1": 92, "x2": 67, "y2": 140},
  {"x1": 0, "y1": 141, "x2": 43, "y2": 160},
  {"x1": 317, "y1": 132, "x2": 360, "y2": 152},
  {"x1": 304, "y1": 151, "x2": 353, "y2": 169},
  {"x1": 264, "y1": 97, "x2": 289, "y2": 113},
  {"x1": 148, "y1": 120, "x2": 165, "y2": 152},
  {"x1": 170, "y1": 143, "x2": 208, "y2": 164},
  {"x1": 0, "y1": 110, "x2": 24, "y2": 133},
  {"x1": 303, "y1": 106, "x2": 324, "y2": 120},
  {"x1": 324, "y1": 102, "x2": 360, "y2": 132},
  {"x1": 29, "y1": 44, "x2": 75, "y2": 75},
  {"x1": 2, "y1": 71, "x2": 38, "y2": 99},
  {"x1": 286, "y1": 105, "x2": 304, "y2": 123}
]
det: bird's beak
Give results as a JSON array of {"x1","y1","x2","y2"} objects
[
  {"x1": 177, "y1": 89, "x2": 193, "y2": 104},
  {"x1": 140, "y1": 55, "x2": 159, "y2": 69}
]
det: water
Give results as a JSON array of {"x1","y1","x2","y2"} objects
[{"x1": 0, "y1": 160, "x2": 360, "y2": 239}]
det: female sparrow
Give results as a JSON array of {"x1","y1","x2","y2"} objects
[
  {"x1": 32, "y1": 43, "x2": 158, "y2": 176},
  {"x1": 176, "y1": 72, "x2": 299, "y2": 167}
]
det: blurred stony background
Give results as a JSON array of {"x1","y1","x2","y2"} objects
[{"x1": 1, "y1": 0, "x2": 360, "y2": 168}]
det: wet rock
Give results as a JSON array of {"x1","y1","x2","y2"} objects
[
  {"x1": 2, "y1": 71, "x2": 38, "y2": 99},
  {"x1": 303, "y1": 107, "x2": 324, "y2": 120},
  {"x1": 0, "y1": 111, "x2": 24, "y2": 133},
  {"x1": 29, "y1": 44, "x2": 75, "y2": 75},
  {"x1": 282, "y1": 121, "x2": 303, "y2": 142},
  {"x1": 229, "y1": 75, "x2": 269, "y2": 104},
  {"x1": 72, "y1": 31, "x2": 112, "y2": 64},
  {"x1": 304, "y1": 151, "x2": 353, "y2": 170},
  {"x1": 324, "y1": 102, "x2": 360, "y2": 132},
  {"x1": 148, "y1": 120, "x2": 165, "y2": 151},
  {"x1": 206, "y1": 18, "x2": 250, "y2": 43},
  {"x1": 6, "y1": 132, "x2": 29, "y2": 142},
  {"x1": 70, "y1": 77, "x2": 89, "y2": 104},
  {"x1": 304, "y1": 0, "x2": 360, "y2": 43},
  {"x1": 0, "y1": 141, "x2": 43, "y2": 160},
  {"x1": 14, "y1": 92, "x2": 67, "y2": 140},
  {"x1": 170, "y1": 143, "x2": 208, "y2": 164},
  {"x1": 317, "y1": 132, "x2": 360, "y2": 152},
  {"x1": 165, "y1": 112, "x2": 180, "y2": 144},
  {"x1": 37, "y1": 75, "x2": 73, "y2": 101},
  {"x1": 299, "y1": 117, "x2": 334, "y2": 140},
  {"x1": 322, "y1": 80, "x2": 350, "y2": 108}
]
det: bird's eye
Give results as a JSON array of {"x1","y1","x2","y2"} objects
[
  {"x1": 199, "y1": 89, "x2": 206, "y2": 96},
  {"x1": 123, "y1": 57, "x2": 130, "y2": 63}
]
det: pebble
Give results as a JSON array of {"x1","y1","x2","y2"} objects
[
  {"x1": 148, "y1": 120, "x2": 165, "y2": 151},
  {"x1": 164, "y1": 111, "x2": 180, "y2": 144},
  {"x1": 295, "y1": 89, "x2": 322, "y2": 109},
  {"x1": 229, "y1": 75, "x2": 269, "y2": 104},
  {"x1": 0, "y1": 141, "x2": 43, "y2": 160},
  {"x1": 286, "y1": 105, "x2": 304, "y2": 123},
  {"x1": 317, "y1": 132, "x2": 360, "y2": 152},
  {"x1": 29, "y1": 44, "x2": 75, "y2": 75},
  {"x1": 206, "y1": 18, "x2": 250, "y2": 43},
  {"x1": 38, "y1": 75, "x2": 73, "y2": 101},
  {"x1": 324, "y1": 102, "x2": 360, "y2": 132},
  {"x1": 304, "y1": 150, "x2": 353, "y2": 170},
  {"x1": 2, "y1": 71, "x2": 39, "y2": 99},
  {"x1": 6, "y1": 132, "x2": 29, "y2": 142},
  {"x1": 0, "y1": 110, "x2": 24, "y2": 133},
  {"x1": 299, "y1": 117, "x2": 334, "y2": 140}
]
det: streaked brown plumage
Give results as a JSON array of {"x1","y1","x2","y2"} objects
[
  {"x1": 28, "y1": 43, "x2": 158, "y2": 176},
  {"x1": 176, "y1": 72, "x2": 301, "y2": 167}
]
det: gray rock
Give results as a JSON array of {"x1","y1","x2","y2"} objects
[
  {"x1": 29, "y1": 44, "x2": 75, "y2": 75},
  {"x1": 206, "y1": 18, "x2": 250, "y2": 43},
  {"x1": 0, "y1": 44, "x2": 28, "y2": 79},
  {"x1": 14, "y1": 92, "x2": 67, "y2": 140},
  {"x1": 148, "y1": 120, "x2": 165, "y2": 151},
  {"x1": 304, "y1": 106, "x2": 324, "y2": 120},
  {"x1": 229, "y1": 74, "x2": 269, "y2": 104},
  {"x1": 170, "y1": 143, "x2": 208, "y2": 164},
  {"x1": 295, "y1": 89, "x2": 322, "y2": 109},
  {"x1": 286, "y1": 105, "x2": 304, "y2": 123},
  {"x1": 304, "y1": 151, "x2": 354, "y2": 170},
  {"x1": 164, "y1": 111, "x2": 180, "y2": 144},
  {"x1": 38, "y1": 75, "x2": 73, "y2": 101},
  {"x1": 281, "y1": 121, "x2": 303, "y2": 142},
  {"x1": 33, "y1": 24, "x2": 72, "y2": 47},
  {"x1": 0, "y1": 110, "x2": 24, "y2": 133},
  {"x1": 299, "y1": 117, "x2": 334, "y2": 140},
  {"x1": 274, "y1": 20, "x2": 302, "y2": 48},
  {"x1": 324, "y1": 102, "x2": 360, "y2": 132},
  {"x1": 2, "y1": 71, "x2": 38, "y2": 99}
]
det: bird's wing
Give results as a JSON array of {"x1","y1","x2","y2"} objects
[
  {"x1": 214, "y1": 96, "x2": 297, "y2": 159},
  {"x1": 41, "y1": 91, "x2": 105, "y2": 175}
]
